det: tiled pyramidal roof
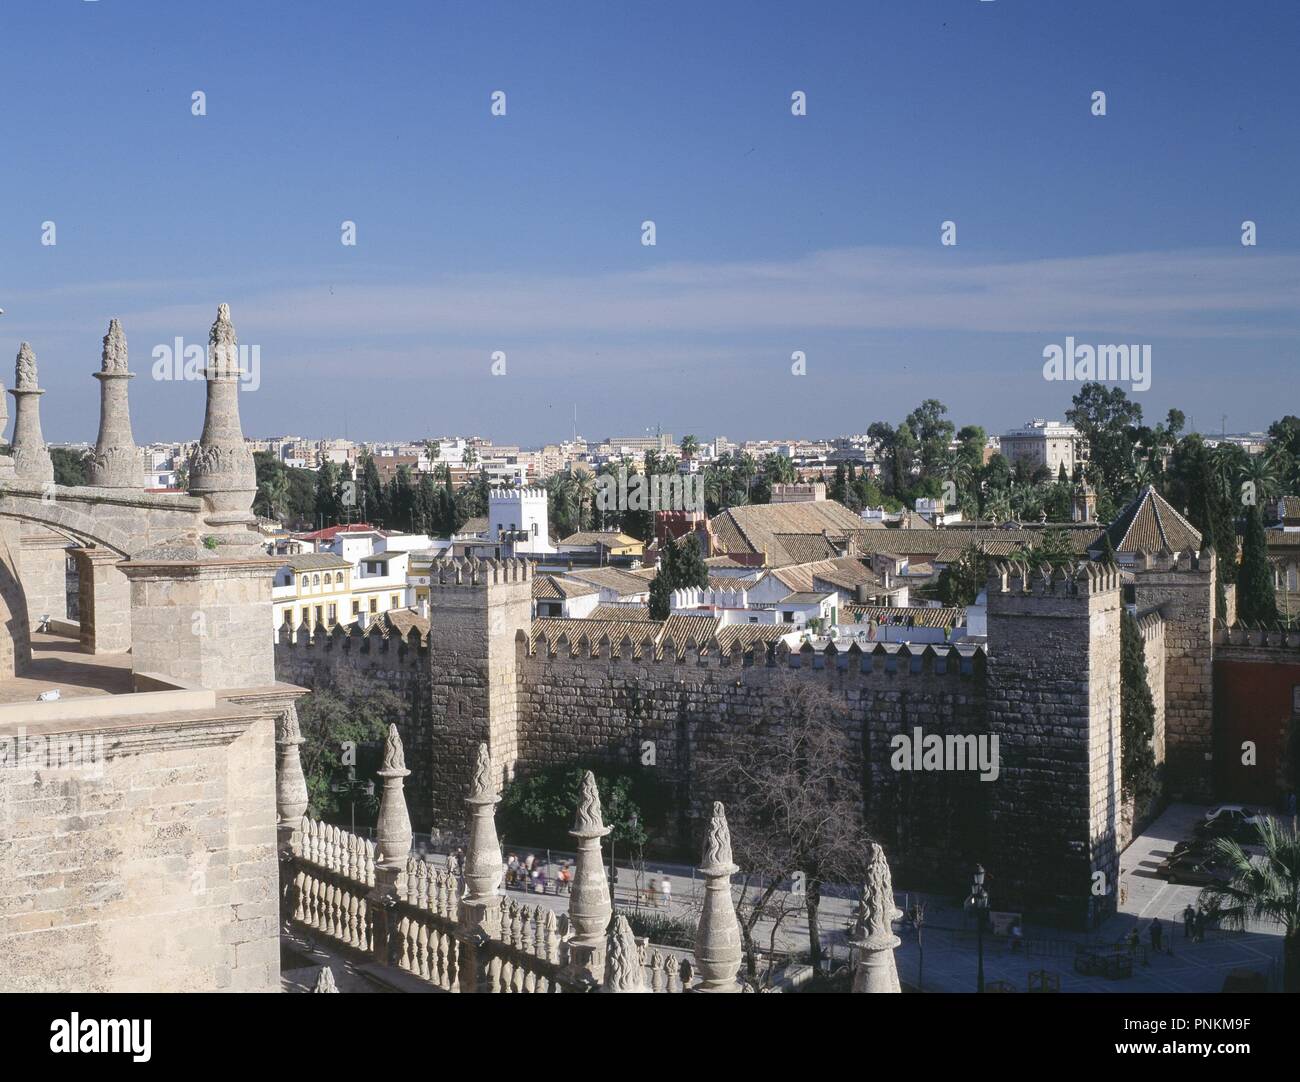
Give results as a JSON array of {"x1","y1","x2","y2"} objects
[{"x1": 1097, "y1": 485, "x2": 1202, "y2": 555}]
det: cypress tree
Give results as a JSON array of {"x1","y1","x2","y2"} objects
[{"x1": 1238, "y1": 503, "x2": 1278, "y2": 625}]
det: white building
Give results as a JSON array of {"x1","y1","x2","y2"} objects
[
  {"x1": 487, "y1": 487, "x2": 556, "y2": 555},
  {"x1": 999, "y1": 419, "x2": 1081, "y2": 477}
]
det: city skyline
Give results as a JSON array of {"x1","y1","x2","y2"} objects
[{"x1": 2, "y1": 1, "x2": 1298, "y2": 445}]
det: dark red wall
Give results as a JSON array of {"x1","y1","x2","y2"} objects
[{"x1": 1213, "y1": 658, "x2": 1300, "y2": 804}]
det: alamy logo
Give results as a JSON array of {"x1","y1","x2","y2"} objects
[
  {"x1": 595, "y1": 468, "x2": 704, "y2": 513},
  {"x1": 1042, "y1": 337, "x2": 1151, "y2": 392},
  {"x1": 151, "y1": 337, "x2": 261, "y2": 392},
  {"x1": 50, "y1": 1014, "x2": 151, "y2": 1062},
  {"x1": 890, "y1": 726, "x2": 1000, "y2": 781}
]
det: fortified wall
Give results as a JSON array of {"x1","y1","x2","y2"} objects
[{"x1": 277, "y1": 556, "x2": 1159, "y2": 922}]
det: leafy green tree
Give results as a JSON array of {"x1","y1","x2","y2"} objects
[
  {"x1": 498, "y1": 764, "x2": 664, "y2": 851},
  {"x1": 295, "y1": 684, "x2": 405, "y2": 821},
  {"x1": 1066, "y1": 382, "x2": 1142, "y2": 503},
  {"x1": 1198, "y1": 818, "x2": 1300, "y2": 992},
  {"x1": 50, "y1": 447, "x2": 88, "y2": 487},
  {"x1": 936, "y1": 546, "x2": 988, "y2": 607},
  {"x1": 1237, "y1": 504, "x2": 1278, "y2": 625}
]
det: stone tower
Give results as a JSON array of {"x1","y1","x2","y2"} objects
[
  {"x1": 425, "y1": 557, "x2": 532, "y2": 827},
  {"x1": 1132, "y1": 548, "x2": 1216, "y2": 800},
  {"x1": 984, "y1": 560, "x2": 1123, "y2": 928}
]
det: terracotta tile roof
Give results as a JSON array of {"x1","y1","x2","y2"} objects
[
  {"x1": 1097, "y1": 485, "x2": 1202, "y2": 555},
  {"x1": 770, "y1": 533, "x2": 840, "y2": 564},
  {"x1": 561, "y1": 567, "x2": 653, "y2": 597},
  {"x1": 531, "y1": 617, "x2": 658, "y2": 649},
  {"x1": 841, "y1": 604, "x2": 965, "y2": 629},
  {"x1": 852, "y1": 527, "x2": 1094, "y2": 559},
  {"x1": 780, "y1": 591, "x2": 835, "y2": 605},
  {"x1": 708, "y1": 501, "x2": 869, "y2": 564},
  {"x1": 558, "y1": 531, "x2": 644, "y2": 548},
  {"x1": 706, "y1": 574, "x2": 750, "y2": 593},
  {"x1": 660, "y1": 613, "x2": 718, "y2": 645},
  {"x1": 714, "y1": 624, "x2": 791, "y2": 651},
  {"x1": 533, "y1": 575, "x2": 601, "y2": 600},
  {"x1": 587, "y1": 604, "x2": 656, "y2": 622},
  {"x1": 282, "y1": 553, "x2": 353, "y2": 571}
]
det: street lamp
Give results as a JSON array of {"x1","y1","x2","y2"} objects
[{"x1": 967, "y1": 864, "x2": 989, "y2": 994}]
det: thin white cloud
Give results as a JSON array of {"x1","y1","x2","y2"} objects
[{"x1": 91, "y1": 246, "x2": 1298, "y2": 342}]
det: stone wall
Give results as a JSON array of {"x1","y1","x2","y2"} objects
[
  {"x1": 984, "y1": 563, "x2": 1123, "y2": 927},
  {"x1": 0, "y1": 703, "x2": 281, "y2": 992},
  {"x1": 513, "y1": 636, "x2": 989, "y2": 879},
  {"x1": 1132, "y1": 550, "x2": 1216, "y2": 801}
]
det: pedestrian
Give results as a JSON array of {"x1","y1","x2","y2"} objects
[
  {"x1": 1149, "y1": 918, "x2": 1163, "y2": 953},
  {"x1": 558, "y1": 861, "x2": 572, "y2": 894},
  {"x1": 658, "y1": 871, "x2": 671, "y2": 909},
  {"x1": 1193, "y1": 909, "x2": 1206, "y2": 943},
  {"x1": 1182, "y1": 904, "x2": 1195, "y2": 938},
  {"x1": 506, "y1": 853, "x2": 520, "y2": 889}
]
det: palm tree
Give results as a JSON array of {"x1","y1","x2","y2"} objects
[
  {"x1": 1198, "y1": 817, "x2": 1300, "y2": 992},
  {"x1": 1210, "y1": 442, "x2": 1247, "y2": 504},
  {"x1": 573, "y1": 470, "x2": 597, "y2": 531},
  {"x1": 463, "y1": 446, "x2": 478, "y2": 470},
  {"x1": 1241, "y1": 455, "x2": 1279, "y2": 506},
  {"x1": 680, "y1": 435, "x2": 699, "y2": 465}
]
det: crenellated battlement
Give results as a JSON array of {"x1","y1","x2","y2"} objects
[
  {"x1": 490, "y1": 486, "x2": 547, "y2": 502},
  {"x1": 426, "y1": 555, "x2": 532, "y2": 588},
  {"x1": 520, "y1": 623, "x2": 984, "y2": 676},
  {"x1": 276, "y1": 617, "x2": 428, "y2": 653},
  {"x1": 1136, "y1": 610, "x2": 1166, "y2": 643},
  {"x1": 1133, "y1": 547, "x2": 1215, "y2": 576},
  {"x1": 987, "y1": 558, "x2": 1122, "y2": 598}
]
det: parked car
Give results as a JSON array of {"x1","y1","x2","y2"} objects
[
  {"x1": 1194, "y1": 806, "x2": 1264, "y2": 843},
  {"x1": 1157, "y1": 854, "x2": 1235, "y2": 886}
]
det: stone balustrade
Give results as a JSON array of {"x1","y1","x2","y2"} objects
[{"x1": 277, "y1": 730, "x2": 901, "y2": 993}]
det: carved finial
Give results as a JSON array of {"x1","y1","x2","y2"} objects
[
  {"x1": 275, "y1": 707, "x2": 302, "y2": 744},
  {"x1": 852, "y1": 842, "x2": 897, "y2": 943},
  {"x1": 381, "y1": 723, "x2": 405, "y2": 772},
  {"x1": 700, "y1": 801, "x2": 734, "y2": 870},
  {"x1": 312, "y1": 966, "x2": 339, "y2": 993},
  {"x1": 15, "y1": 342, "x2": 37, "y2": 390},
  {"x1": 468, "y1": 741, "x2": 495, "y2": 801},
  {"x1": 602, "y1": 915, "x2": 644, "y2": 992},
  {"x1": 208, "y1": 302, "x2": 239, "y2": 378},
  {"x1": 572, "y1": 770, "x2": 605, "y2": 834},
  {"x1": 101, "y1": 319, "x2": 128, "y2": 374}
]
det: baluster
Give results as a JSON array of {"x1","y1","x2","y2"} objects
[{"x1": 650, "y1": 951, "x2": 665, "y2": 992}]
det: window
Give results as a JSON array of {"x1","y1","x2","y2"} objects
[
  {"x1": 391, "y1": 595, "x2": 400, "y2": 609},
  {"x1": 313, "y1": 574, "x2": 320, "y2": 585},
  {"x1": 335, "y1": 572, "x2": 344, "y2": 584},
  {"x1": 370, "y1": 598, "x2": 378, "y2": 613},
  {"x1": 314, "y1": 606, "x2": 323, "y2": 625},
  {"x1": 327, "y1": 604, "x2": 337, "y2": 624},
  {"x1": 352, "y1": 601, "x2": 360, "y2": 615}
]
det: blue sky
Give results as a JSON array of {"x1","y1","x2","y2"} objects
[{"x1": 1, "y1": 0, "x2": 1297, "y2": 446}]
